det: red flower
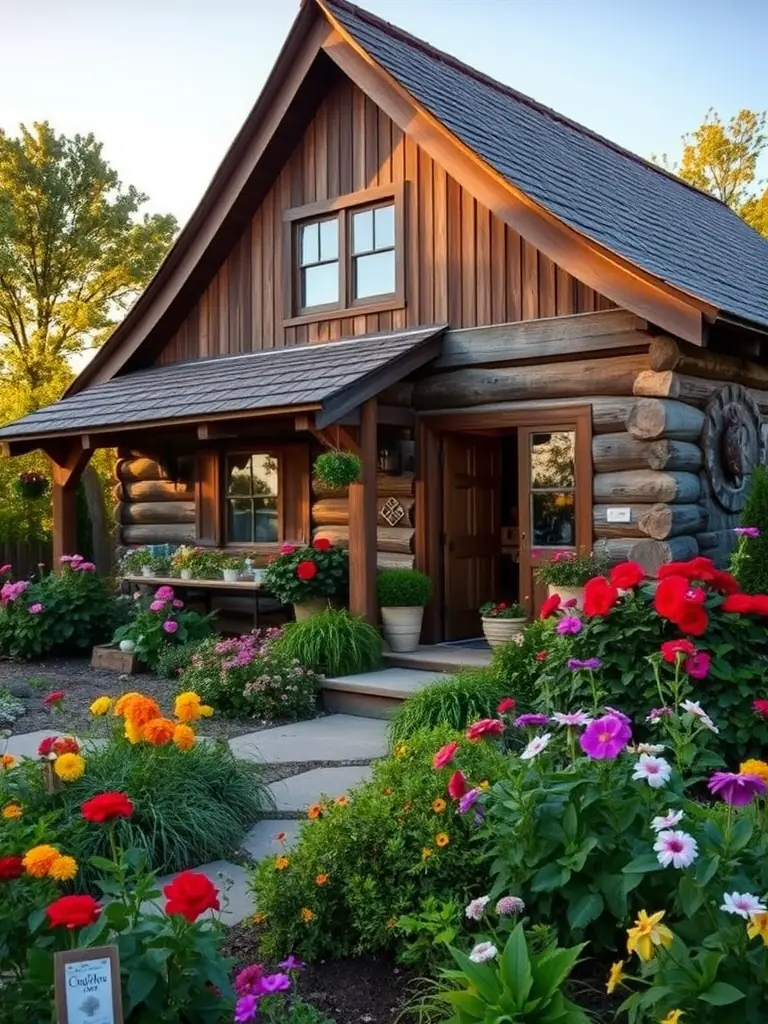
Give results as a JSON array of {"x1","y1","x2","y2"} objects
[
  {"x1": 539, "y1": 594, "x2": 561, "y2": 619},
  {"x1": 712, "y1": 570, "x2": 740, "y2": 595},
  {"x1": 654, "y1": 575, "x2": 688, "y2": 621},
  {"x1": 536, "y1": 650, "x2": 549, "y2": 662},
  {"x1": 37, "y1": 736, "x2": 57, "y2": 757},
  {"x1": 753, "y1": 699, "x2": 768, "y2": 719},
  {"x1": 447, "y1": 770, "x2": 468, "y2": 800},
  {"x1": 660, "y1": 639, "x2": 696, "y2": 663},
  {"x1": 43, "y1": 690, "x2": 65, "y2": 708},
  {"x1": 296, "y1": 560, "x2": 318, "y2": 581},
  {"x1": 583, "y1": 577, "x2": 619, "y2": 617},
  {"x1": 722, "y1": 593, "x2": 754, "y2": 614},
  {"x1": 750, "y1": 595, "x2": 768, "y2": 616},
  {"x1": 0, "y1": 855, "x2": 23, "y2": 880},
  {"x1": 609, "y1": 561, "x2": 645, "y2": 589},
  {"x1": 497, "y1": 697, "x2": 517, "y2": 714},
  {"x1": 312, "y1": 538, "x2": 332, "y2": 551},
  {"x1": 685, "y1": 651, "x2": 711, "y2": 680},
  {"x1": 52, "y1": 736, "x2": 80, "y2": 756},
  {"x1": 46, "y1": 894, "x2": 101, "y2": 930},
  {"x1": 684, "y1": 556, "x2": 717, "y2": 583},
  {"x1": 81, "y1": 792, "x2": 134, "y2": 823},
  {"x1": 163, "y1": 870, "x2": 221, "y2": 922},
  {"x1": 677, "y1": 603, "x2": 708, "y2": 637},
  {"x1": 466, "y1": 718, "x2": 505, "y2": 741},
  {"x1": 432, "y1": 742, "x2": 459, "y2": 769},
  {"x1": 658, "y1": 562, "x2": 692, "y2": 580}
]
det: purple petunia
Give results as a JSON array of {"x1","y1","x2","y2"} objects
[
  {"x1": 708, "y1": 771, "x2": 767, "y2": 807},
  {"x1": 259, "y1": 973, "x2": 292, "y2": 994},
  {"x1": 734, "y1": 527, "x2": 760, "y2": 538},
  {"x1": 459, "y1": 788, "x2": 480, "y2": 814},
  {"x1": 567, "y1": 657, "x2": 602, "y2": 671},
  {"x1": 234, "y1": 994, "x2": 260, "y2": 1023},
  {"x1": 162, "y1": 619, "x2": 178, "y2": 634},
  {"x1": 580, "y1": 713, "x2": 632, "y2": 760},
  {"x1": 513, "y1": 713, "x2": 550, "y2": 728},
  {"x1": 556, "y1": 615, "x2": 582, "y2": 635},
  {"x1": 279, "y1": 954, "x2": 305, "y2": 972}
]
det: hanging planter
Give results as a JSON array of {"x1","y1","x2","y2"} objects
[
  {"x1": 14, "y1": 471, "x2": 49, "y2": 501},
  {"x1": 313, "y1": 450, "x2": 363, "y2": 490}
]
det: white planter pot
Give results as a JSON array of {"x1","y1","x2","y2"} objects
[
  {"x1": 381, "y1": 606, "x2": 424, "y2": 653},
  {"x1": 119, "y1": 639, "x2": 135, "y2": 653},
  {"x1": 252, "y1": 569, "x2": 264, "y2": 585},
  {"x1": 293, "y1": 599, "x2": 329, "y2": 622},
  {"x1": 223, "y1": 569, "x2": 240, "y2": 582},
  {"x1": 180, "y1": 568, "x2": 193, "y2": 581},
  {"x1": 140, "y1": 565, "x2": 155, "y2": 578},
  {"x1": 481, "y1": 616, "x2": 527, "y2": 648},
  {"x1": 546, "y1": 583, "x2": 585, "y2": 610}
]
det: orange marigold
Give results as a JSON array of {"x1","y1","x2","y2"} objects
[
  {"x1": 307, "y1": 803, "x2": 323, "y2": 820},
  {"x1": 432, "y1": 798, "x2": 447, "y2": 813},
  {"x1": 334, "y1": 795, "x2": 349, "y2": 807},
  {"x1": 22, "y1": 844, "x2": 60, "y2": 878},
  {"x1": 422, "y1": 847, "x2": 433, "y2": 861},
  {"x1": 173, "y1": 724, "x2": 196, "y2": 751},
  {"x1": 253, "y1": 912, "x2": 266, "y2": 925},
  {"x1": 275, "y1": 856, "x2": 289, "y2": 871},
  {"x1": 2, "y1": 803, "x2": 22, "y2": 820},
  {"x1": 315, "y1": 873, "x2": 329, "y2": 886},
  {"x1": 301, "y1": 907, "x2": 315, "y2": 922},
  {"x1": 142, "y1": 718, "x2": 176, "y2": 746},
  {"x1": 1, "y1": 754, "x2": 16, "y2": 770},
  {"x1": 435, "y1": 833, "x2": 450, "y2": 848},
  {"x1": 113, "y1": 692, "x2": 143, "y2": 717}
]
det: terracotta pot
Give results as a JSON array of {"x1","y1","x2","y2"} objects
[
  {"x1": 293, "y1": 599, "x2": 329, "y2": 622},
  {"x1": 481, "y1": 616, "x2": 527, "y2": 647},
  {"x1": 381, "y1": 606, "x2": 424, "y2": 652},
  {"x1": 547, "y1": 583, "x2": 585, "y2": 610}
]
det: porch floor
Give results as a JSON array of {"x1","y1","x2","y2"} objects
[{"x1": 382, "y1": 644, "x2": 492, "y2": 673}]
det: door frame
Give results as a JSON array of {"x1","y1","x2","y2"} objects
[{"x1": 415, "y1": 406, "x2": 593, "y2": 642}]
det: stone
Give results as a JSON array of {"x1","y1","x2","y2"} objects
[
  {"x1": 241, "y1": 819, "x2": 302, "y2": 861},
  {"x1": 7, "y1": 682, "x2": 34, "y2": 699},
  {"x1": 2, "y1": 730, "x2": 104, "y2": 760},
  {"x1": 151, "y1": 860, "x2": 254, "y2": 926},
  {"x1": 267, "y1": 765, "x2": 373, "y2": 815},
  {"x1": 229, "y1": 714, "x2": 388, "y2": 764}
]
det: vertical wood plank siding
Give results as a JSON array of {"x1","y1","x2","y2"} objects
[{"x1": 157, "y1": 78, "x2": 614, "y2": 364}]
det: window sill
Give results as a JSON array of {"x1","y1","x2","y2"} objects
[{"x1": 283, "y1": 298, "x2": 405, "y2": 329}]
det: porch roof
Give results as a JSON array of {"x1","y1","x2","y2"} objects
[{"x1": 0, "y1": 325, "x2": 443, "y2": 446}]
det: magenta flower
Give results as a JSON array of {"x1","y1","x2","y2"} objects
[
  {"x1": 0, "y1": 564, "x2": 11, "y2": 575},
  {"x1": 513, "y1": 713, "x2": 549, "y2": 728},
  {"x1": 708, "y1": 771, "x2": 767, "y2": 807},
  {"x1": 551, "y1": 710, "x2": 591, "y2": 727},
  {"x1": 556, "y1": 615, "x2": 582, "y2": 635},
  {"x1": 567, "y1": 657, "x2": 602, "y2": 671},
  {"x1": 734, "y1": 527, "x2": 760, "y2": 538},
  {"x1": 28, "y1": 603, "x2": 43, "y2": 615},
  {"x1": 280, "y1": 544, "x2": 297, "y2": 555},
  {"x1": 162, "y1": 619, "x2": 178, "y2": 634},
  {"x1": 73, "y1": 561, "x2": 96, "y2": 572},
  {"x1": 234, "y1": 995, "x2": 260, "y2": 1022},
  {"x1": 684, "y1": 651, "x2": 710, "y2": 680},
  {"x1": 459, "y1": 788, "x2": 480, "y2": 814},
  {"x1": 259, "y1": 973, "x2": 291, "y2": 993},
  {"x1": 646, "y1": 707, "x2": 672, "y2": 724},
  {"x1": 279, "y1": 954, "x2": 305, "y2": 972},
  {"x1": 150, "y1": 600, "x2": 165, "y2": 612},
  {"x1": 172, "y1": 598, "x2": 184, "y2": 609},
  {"x1": 580, "y1": 713, "x2": 632, "y2": 759},
  {"x1": 235, "y1": 964, "x2": 264, "y2": 995},
  {"x1": 155, "y1": 585, "x2": 175, "y2": 601}
]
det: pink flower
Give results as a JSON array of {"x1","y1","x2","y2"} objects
[
  {"x1": 514, "y1": 713, "x2": 550, "y2": 728},
  {"x1": 73, "y1": 561, "x2": 96, "y2": 572},
  {"x1": 447, "y1": 770, "x2": 467, "y2": 800},
  {"x1": 155, "y1": 585, "x2": 175, "y2": 601},
  {"x1": 497, "y1": 698, "x2": 516, "y2": 714},
  {"x1": 684, "y1": 651, "x2": 710, "y2": 680},
  {"x1": 721, "y1": 892, "x2": 767, "y2": 918},
  {"x1": 432, "y1": 742, "x2": 459, "y2": 769},
  {"x1": 280, "y1": 544, "x2": 297, "y2": 555},
  {"x1": 172, "y1": 599, "x2": 184, "y2": 609},
  {"x1": 654, "y1": 830, "x2": 698, "y2": 869},
  {"x1": 551, "y1": 710, "x2": 592, "y2": 727},
  {"x1": 466, "y1": 718, "x2": 505, "y2": 741},
  {"x1": 580, "y1": 713, "x2": 632, "y2": 760},
  {"x1": 556, "y1": 615, "x2": 582, "y2": 635},
  {"x1": 162, "y1": 620, "x2": 179, "y2": 634},
  {"x1": 708, "y1": 771, "x2": 767, "y2": 806},
  {"x1": 734, "y1": 527, "x2": 760, "y2": 538},
  {"x1": 651, "y1": 809, "x2": 684, "y2": 832},
  {"x1": 150, "y1": 600, "x2": 165, "y2": 612},
  {"x1": 631, "y1": 754, "x2": 672, "y2": 789},
  {"x1": 133, "y1": 591, "x2": 142, "y2": 601},
  {"x1": 28, "y1": 603, "x2": 43, "y2": 615},
  {"x1": 0, "y1": 564, "x2": 12, "y2": 575},
  {"x1": 234, "y1": 964, "x2": 264, "y2": 996}
]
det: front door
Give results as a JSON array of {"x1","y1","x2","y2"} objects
[{"x1": 442, "y1": 435, "x2": 500, "y2": 639}]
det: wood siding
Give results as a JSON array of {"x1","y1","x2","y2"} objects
[{"x1": 157, "y1": 77, "x2": 614, "y2": 365}]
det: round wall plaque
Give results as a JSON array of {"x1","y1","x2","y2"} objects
[{"x1": 702, "y1": 383, "x2": 763, "y2": 512}]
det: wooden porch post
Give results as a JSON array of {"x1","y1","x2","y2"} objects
[
  {"x1": 50, "y1": 446, "x2": 93, "y2": 567},
  {"x1": 348, "y1": 398, "x2": 378, "y2": 623}
]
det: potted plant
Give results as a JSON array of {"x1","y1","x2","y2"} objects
[
  {"x1": 377, "y1": 568, "x2": 432, "y2": 652},
  {"x1": 221, "y1": 555, "x2": 243, "y2": 582},
  {"x1": 262, "y1": 539, "x2": 348, "y2": 620},
  {"x1": 171, "y1": 545, "x2": 204, "y2": 580},
  {"x1": 122, "y1": 547, "x2": 153, "y2": 577},
  {"x1": 14, "y1": 470, "x2": 49, "y2": 500},
  {"x1": 145, "y1": 553, "x2": 171, "y2": 579},
  {"x1": 313, "y1": 450, "x2": 363, "y2": 490},
  {"x1": 534, "y1": 550, "x2": 609, "y2": 609},
  {"x1": 479, "y1": 601, "x2": 528, "y2": 647}
]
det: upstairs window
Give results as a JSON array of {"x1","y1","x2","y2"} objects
[
  {"x1": 298, "y1": 218, "x2": 339, "y2": 310},
  {"x1": 351, "y1": 203, "x2": 396, "y2": 301}
]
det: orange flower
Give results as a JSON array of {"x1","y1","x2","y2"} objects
[
  {"x1": 435, "y1": 832, "x2": 450, "y2": 848},
  {"x1": 301, "y1": 907, "x2": 315, "y2": 922},
  {"x1": 422, "y1": 847, "x2": 433, "y2": 861},
  {"x1": 402, "y1": 801, "x2": 412, "y2": 813},
  {"x1": 1, "y1": 754, "x2": 16, "y2": 770},
  {"x1": 315, "y1": 873, "x2": 329, "y2": 886},
  {"x1": 22, "y1": 844, "x2": 60, "y2": 878},
  {"x1": 142, "y1": 718, "x2": 176, "y2": 746},
  {"x1": 2, "y1": 803, "x2": 22, "y2": 820},
  {"x1": 432, "y1": 798, "x2": 447, "y2": 813},
  {"x1": 383, "y1": 788, "x2": 393, "y2": 796},
  {"x1": 387, "y1": 918, "x2": 398, "y2": 929},
  {"x1": 253, "y1": 912, "x2": 266, "y2": 925},
  {"x1": 113, "y1": 692, "x2": 143, "y2": 717},
  {"x1": 173, "y1": 724, "x2": 196, "y2": 751},
  {"x1": 335, "y1": 795, "x2": 349, "y2": 807},
  {"x1": 307, "y1": 803, "x2": 323, "y2": 820},
  {"x1": 275, "y1": 856, "x2": 289, "y2": 871}
]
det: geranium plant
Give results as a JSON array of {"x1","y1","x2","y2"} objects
[
  {"x1": 13, "y1": 471, "x2": 48, "y2": 500},
  {"x1": 479, "y1": 601, "x2": 527, "y2": 619},
  {"x1": 261, "y1": 540, "x2": 348, "y2": 605},
  {"x1": 121, "y1": 546, "x2": 153, "y2": 574},
  {"x1": 535, "y1": 550, "x2": 609, "y2": 588}
]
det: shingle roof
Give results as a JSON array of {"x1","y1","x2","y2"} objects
[
  {"x1": 326, "y1": 0, "x2": 768, "y2": 329},
  {"x1": 0, "y1": 326, "x2": 443, "y2": 440}
]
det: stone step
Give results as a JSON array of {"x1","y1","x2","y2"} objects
[
  {"x1": 266, "y1": 765, "x2": 373, "y2": 815},
  {"x1": 322, "y1": 667, "x2": 445, "y2": 719},
  {"x1": 241, "y1": 819, "x2": 302, "y2": 860},
  {"x1": 383, "y1": 644, "x2": 492, "y2": 674},
  {"x1": 229, "y1": 714, "x2": 387, "y2": 763}
]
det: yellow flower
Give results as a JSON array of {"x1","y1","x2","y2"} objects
[
  {"x1": 253, "y1": 912, "x2": 266, "y2": 925},
  {"x1": 422, "y1": 847, "x2": 433, "y2": 860},
  {"x1": 199, "y1": 705, "x2": 214, "y2": 718},
  {"x1": 113, "y1": 691, "x2": 142, "y2": 717},
  {"x1": 2, "y1": 803, "x2": 22, "y2": 820},
  {"x1": 142, "y1": 718, "x2": 176, "y2": 746},
  {"x1": 432, "y1": 798, "x2": 447, "y2": 813},
  {"x1": 307, "y1": 803, "x2": 323, "y2": 820},
  {"x1": 315, "y1": 873, "x2": 329, "y2": 886},
  {"x1": 173, "y1": 724, "x2": 196, "y2": 751},
  {"x1": 1, "y1": 754, "x2": 16, "y2": 770},
  {"x1": 606, "y1": 960, "x2": 626, "y2": 994},
  {"x1": 659, "y1": 1012, "x2": 684, "y2": 1024},
  {"x1": 89, "y1": 696, "x2": 113, "y2": 716},
  {"x1": 435, "y1": 832, "x2": 450, "y2": 848},
  {"x1": 301, "y1": 907, "x2": 314, "y2": 922},
  {"x1": 275, "y1": 856, "x2": 289, "y2": 871},
  {"x1": 626, "y1": 909, "x2": 673, "y2": 962},
  {"x1": 747, "y1": 913, "x2": 768, "y2": 946},
  {"x1": 174, "y1": 691, "x2": 204, "y2": 723},
  {"x1": 478, "y1": 780, "x2": 490, "y2": 792},
  {"x1": 394, "y1": 743, "x2": 407, "y2": 759},
  {"x1": 386, "y1": 918, "x2": 398, "y2": 929},
  {"x1": 53, "y1": 752, "x2": 85, "y2": 782},
  {"x1": 48, "y1": 855, "x2": 78, "y2": 882},
  {"x1": 740, "y1": 759, "x2": 768, "y2": 783},
  {"x1": 22, "y1": 844, "x2": 60, "y2": 878},
  {"x1": 124, "y1": 719, "x2": 143, "y2": 745}
]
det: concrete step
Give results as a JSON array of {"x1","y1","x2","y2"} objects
[
  {"x1": 228, "y1": 714, "x2": 387, "y2": 763},
  {"x1": 383, "y1": 644, "x2": 492, "y2": 674},
  {"x1": 322, "y1": 667, "x2": 445, "y2": 719}
]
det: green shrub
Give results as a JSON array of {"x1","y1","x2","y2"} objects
[
  {"x1": 377, "y1": 568, "x2": 433, "y2": 607},
  {"x1": 313, "y1": 449, "x2": 362, "y2": 489},
  {"x1": 733, "y1": 466, "x2": 768, "y2": 594},
  {"x1": 251, "y1": 725, "x2": 507, "y2": 961},
  {"x1": 534, "y1": 549, "x2": 608, "y2": 587},
  {"x1": 489, "y1": 618, "x2": 554, "y2": 708},
  {"x1": 389, "y1": 668, "x2": 510, "y2": 746},
  {"x1": 272, "y1": 608, "x2": 381, "y2": 677},
  {"x1": 155, "y1": 638, "x2": 206, "y2": 679},
  {"x1": 112, "y1": 583, "x2": 213, "y2": 670}
]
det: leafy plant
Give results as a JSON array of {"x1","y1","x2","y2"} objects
[
  {"x1": 480, "y1": 601, "x2": 527, "y2": 619},
  {"x1": 732, "y1": 471, "x2": 768, "y2": 593},
  {"x1": 313, "y1": 450, "x2": 362, "y2": 489},
  {"x1": 535, "y1": 550, "x2": 609, "y2": 587},
  {"x1": 147, "y1": 553, "x2": 171, "y2": 575},
  {"x1": 378, "y1": 568, "x2": 433, "y2": 608},
  {"x1": 396, "y1": 895, "x2": 462, "y2": 969},
  {"x1": 389, "y1": 669, "x2": 512, "y2": 747},
  {"x1": 0, "y1": 692, "x2": 27, "y2": 726},
  {"x1": 220, "y1": 555, "x2": 244, "y2": 572},
  {"x1": 122, "y1": 546, "x2": 153, "y2": 574},
  {"x1": 262, "y1": 541, "x2": 348, "y2": 605},
  {"x1": 14, "y1": 471, "x2": 48, "y2": 500},
  {"x1": 155, "y1": 638, "x2": 207, "y2": 679},
  {"x1": 112, "y1": 584, "x2": 213, "y2": 670},
  {"x1": 272, "y1": 608, "x2": 381, "y2": 677},
  {"x1": 488, "y1": 619, "x2": 555, "y2": 709}
]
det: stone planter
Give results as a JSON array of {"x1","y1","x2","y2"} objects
[
  {"x1": 381, "y1": 606, "x2": 424, "y2": 652},
  {"x1": 481, "y1": 616, "x2": 527, "y2": 647},
  {"x1": 547, "y1": 583, "x2": 585, "y2": 609},
  {"x1": 141, "y1": 565, "x2": 155, "y2": 578},
  {"x1": 180, "y1": 568, "x2": 193, "y2": 581},
  {"x1": 293, "y1": 599, "x2": 329, "y2": 622},
  {"x1": 223, "y1": 569, "x2": 240, "y2": 582}
]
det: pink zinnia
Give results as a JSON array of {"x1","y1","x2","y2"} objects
[
  {"x1": 155, "y1": 585, "x2": 174, "y2": 601},
  {"x1": 466, "y1": 718, "x2": 505, "y2": 741},
  {"x1": 684, "y1": 651, "x2": 710, "y2": 680},
  {"x1": 234, "y1": 964, "x2": 264, "y2": 995},
  {"x1": 653, "y1": 830, "x2": 698, "y2": 869},
  {"x1": 150, "y1": 600, "x2": 165, "y2": 612},
  {"x1": 172, "y1": 598, "x2": 184, "y2": 609},
  {"x1": 0, "y1": 563, "x2": 11, "y2": 575},
  {"x1": 579, "y1": 713, "x2": 631, "y2": 760},
  {"x1": 432, "y1": 742, "x2": 459, "y2": 769},
  {"x1": 162, "y1": 620, "x2": 178, "y2": 634},
  {"x1": 28, "y1": 603, "x2": 43, "y2": 615},
  {"x1": 447, "y1": 770, "x2": 467, "y2": 800},
  {"x1": 280, "y1": 544, "x2": 297, "y2": 555},
  {"x1": 708, "y1": 771, "x2": 767, "y2": 807}
]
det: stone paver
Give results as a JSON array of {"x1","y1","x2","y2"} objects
[
  {"x1": 229, "y1": 714, "x2": 388, "y2": 764},
  {"x1": 324, "y1": 667, "x2": 444, "y2": 697},
  {"x1": 242, "y1": 819, "x2": 302, "y2": 860},
  {"x1": 151, "y1": 860, "x2": 254, "y2": 926},
  {"x1": 3, "y1": 730, "x2": 104, "y2": 759},
  {"x1": 267, "y1": 765, "x2": 373, "y2": 814}
]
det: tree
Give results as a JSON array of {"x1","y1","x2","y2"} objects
[
  {"x1": 0, "y1": 122, "x2": 177, "y2": 411},
  {"x1": 654, "y1": 108, "x2": 768, "y2": 236}
]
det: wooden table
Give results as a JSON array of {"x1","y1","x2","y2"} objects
[{"x1": 120, "y1": 574, "x2": 282, "y2": 628}]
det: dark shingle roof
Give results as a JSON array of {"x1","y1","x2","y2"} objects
[
  {"x1": 327, "y1": 0, "x2": 768, "y2": 329},
  {"x1": 0, "y1": 326, "x2": 443, "y2": 440}
]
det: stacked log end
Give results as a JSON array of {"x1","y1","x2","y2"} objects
[{"x1": 116, "y1": 458, "x2": 195, "y2": 546}]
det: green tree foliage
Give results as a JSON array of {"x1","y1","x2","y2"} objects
[{"x1": 733, "y1": 465, "x2": 768, "y2": 594}]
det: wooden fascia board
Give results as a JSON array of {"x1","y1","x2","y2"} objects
[{"x1": 319, "y1": 18, "x2": 715, "y2": 346}]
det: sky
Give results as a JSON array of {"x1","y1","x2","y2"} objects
[{"x1": 3, "y1": 0, "x2": 768, "y2": 229}]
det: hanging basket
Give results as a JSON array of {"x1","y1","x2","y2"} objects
[
  {"x1": 313, "y1": 450, "x2": 363, "y2": 490},
  {"x1": 14, "y1": 472, "x2": 49, "y2": 501}
]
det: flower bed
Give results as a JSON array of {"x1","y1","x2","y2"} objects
[{"x1": 113, "y1": 583, "x2": 214, "y2": 670}]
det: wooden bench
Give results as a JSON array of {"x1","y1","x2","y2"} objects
[{"x1": 120, "y1": 574, "x2": 284, "y2": 628}]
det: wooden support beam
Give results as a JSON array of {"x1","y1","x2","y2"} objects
[
  {"x1": 348, "y1": 398, "x2": 378, "y2": 623},
  {"x1": 51, "y1": 446, "x2": 93, "y2": 566}
]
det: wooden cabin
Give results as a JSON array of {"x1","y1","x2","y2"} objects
[{"x1": 3, "y1": 0, "x2": 768, "y2": 641}]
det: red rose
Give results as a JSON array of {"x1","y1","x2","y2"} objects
[
  {"x1": 677, "y1": 603, "x2": 708, "y2": 636},
  {"x1": 583, "y1": 577, "x2": 619, "y2": 617},
  {"x1": 753, "y1": 699, "x2": 768, "y2": 719},
  {"x1": 313, "y1": 538, "x2": 332, "y2": 552},
  {"x1": 81, "y1": 792, "x2": 134, "y2": 823},
  {"x1": 0, "y1": 855, "x2": 23, "y2": 880},
  {"x1": 536, "y1": 650, "x2": 549, "y2": 662},
  {"x1": 654, "y1": 575, "x2": 688, "y2": 621},
  {"x1": 43, "y1": 690, "x2": 65, "y2": 707},
  {"x1": 164, "y1": 870, "x2": 221, "y2": 922},
  {"x1": 296, "y1": 560, "x2": 318, "y2": 581},
  {"x1": 497, "y1": 697, "x2": 517, "y2": 714},
  {"x1": 52, "y1": 736, "x2": 80, "y2": 756},
  {"x1": 466, "y1": 718, "x2": 505, "y2": 741},
  {"x1": 750, "y1": 595, "x2": 768, "y2": 616},
  {"x1": 37, "y1": 736, "x2": 57, "y2": 757},
  {"x1": 539, "y1": 594, "x2": 561, "y2": 619},
  {"x1": 447, "y1": 770, "x2": 468, "y2": 800},
  {"x1": 46, "y1": 894, "x2": 101, "y2": 930},
  {"x1": 609, "y1": 561, "x2": 645, "y2": 590},
  {"x1": 432, "y1": 742, "x2": 459, "y2": 769},
  {"x1": 683, "y1": 556, "x2": 717, "y2": 583},
  {"x1": 660, "y1": 639, "x2": 696, "y2": 663},
  {"x1": 712, "y1": 570, "x2": 740, "y2": 596},
  {"x1": 722, "y1": 593, "x2": 754, "y2": 614}
]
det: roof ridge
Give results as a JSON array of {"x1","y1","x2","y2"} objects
[{"x1": 321, "y1": 0, "x2": 725, "y2": 208}]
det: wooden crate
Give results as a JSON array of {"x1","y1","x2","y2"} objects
[{"x1": 91, "y1": 645, "x2": 137, "y2": 674}]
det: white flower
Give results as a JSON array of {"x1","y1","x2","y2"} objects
[
  {"x1": 631, "y1": 754, "x2": 672, "y2": 789},
  {"x1": 653, "y1": 830, "x2": 698, "y2": 869},
  {"x1": 465, "y1": 896, "x2": 490, "y2": 921},
  {"x1": 628, "y1": 743, "x2": 666, "y2": 755},
  {"x1": 699, "y1": 714, "x2": 719, "y2": 734},
  {"x1": 681, "y1": 699, "x2": 706, "y2": 719},
  {"x1": 551, "y1": 710, "x2": 592, "y2": 727},
  {"x1": 721, "y1": 892, "x2": 768, "y2": 919},
  {"x1": 469, "y1": 941, "x2": 498, "y2": 963},
  {"x1": 520, "y1": 733, "x2": 552, "y2": 761},
  {"x1": 651, "y1": 809, "x2": 684, "y2": 832}
]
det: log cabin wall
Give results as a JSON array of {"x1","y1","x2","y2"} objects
[
  {"x1": 116, "y1": 457, "x2": 196, "y2": 547},
  {"x1": 154, "y1": 75, "x2": 614, "y2": 365}
]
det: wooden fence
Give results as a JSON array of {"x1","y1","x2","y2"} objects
[{"x1": 0, "y1": 540, "x2": 52, "y2": 578}]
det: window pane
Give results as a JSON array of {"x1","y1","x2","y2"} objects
[
  {"x1": 352, "y1": 209, "x2": 374, "y2": 254},
  {"x1": 226, "y1": 455, "x2": 252, "y2": 496},
  {"x1": 530, "y1": 431, "x2": 575, "y2": 488},
  {"x1": 299, "y1": 223, "x2": 318, "y2": 266},
  {"x1": 319, "y1": 218, "x2": 338, "y2": 261},
  {"x1": 253, "y1": 497, "x2": 279, "y2": 542},
  {"x1": 354, "y1": 250, "x2": 395, "y2": 299},
  {"x1": 249, "y1": 453, "x2": 279, "y2": 497},
  {"x1": 374, "y1": 204, "x2": 395, "y2": 248},
  {"x1": 302, "y1": 262, "x2": 339, "y2": 307},
  {"x1": 228, "y1": 499, "x2": 254, "y2": 543},
  {"x1": 532, "y1": 491, "x2": 575, "y2": 546}
]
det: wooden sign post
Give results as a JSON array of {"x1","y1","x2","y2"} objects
[{"x1": 54, "y1": 946, "x2": 123, "y2": 1024}]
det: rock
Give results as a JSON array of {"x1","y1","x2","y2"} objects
[{"x1": 7, "y1": 682, "x2": 34, "y2": 699}]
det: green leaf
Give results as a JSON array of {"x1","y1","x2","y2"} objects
[
  {"x1": 623, "y1": 854, "x2": 663, "y2": 875},
  {"x1": 533, "y1": 945, "x2": 586, "y2": 1002},
  {"x1": 698, "y1": 981, "x2": 746, "y2": 1006},
  {"x1": 531, "y1": 862, "x2": 571, "y2": 892},
  {"x1": 448, "y1": 947, "x2": 501, "y2": 1004},
  {"x1": 500, "y1": 924, "x2": 533, "y2": 1006},
  {"x1": 678, "y1": 873, "x2": 705, "y2": 917},
  {"x1": 567, "y1": 892, "x2": 604, "y2": 930},
  {"x1": 89, "y1": 855, "x2": 117, "y2": 873},
  {"x1": 694, "y1": 854, "x2": 720, "y2": 886},
  {"x1": 127, "y1": 968, "x2": 160, "y2": 1011},
  {"x1": 443, "y1": 991, "x2": 487, "y2": 1016},
  {"x1": 729, "y1": 817, "x2": 754, "y2": 853}
]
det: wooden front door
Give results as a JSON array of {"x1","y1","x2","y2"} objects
[{"x1": 442, "y1": 435, "x2": 501, "y2": 639}]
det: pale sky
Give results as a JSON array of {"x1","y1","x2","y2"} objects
[{"x1": 3, "y1": 0, "x2": 767, "y2": 231}]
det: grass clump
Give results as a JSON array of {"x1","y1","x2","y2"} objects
[
  {"x1": 388, "y1": 668, "x2": 510, "y2": 747},
  {"x1": 272, "y1": 607, "x2": 381, "y2": 677},
  {"x1": 733, "y1": 465, "x2": 768, "y2": 594}
]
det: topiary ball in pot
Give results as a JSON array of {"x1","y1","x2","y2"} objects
[
  {"x1": 313, "y1": 450, "x2": 362, "y2": 490},
  {"x1": 377, "y1": 568, "x2": 433, "y2": 653}
]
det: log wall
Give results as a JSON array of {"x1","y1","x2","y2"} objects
[{"x1": 115, "y1": 458, "x2": 196, "y2": 546}]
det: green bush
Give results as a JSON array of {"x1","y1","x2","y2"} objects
[
  {"x1": 112, "y1": 583, "x2": 213, "y2": 670},
  {"x1": 377, "y1": 568, "x2": 433, "y2": 607},
  {"x1": 389, "y1": 668, "x2": 511, "y2": 746},
  {"x1": 272, "y1": 608, "x2": 381, "y2": 677},
  {"x1": 251, "y1": 725, "x2": 507, "y2": 961},
  {"x1": 489, "y1": 618, "x2": 554, "y2": 708},
  {"x1": 733, "y1": 465, "x2": 768, "y2": 594},
  {"x1": 155, "y1": 638, "x2": 207, "y2": 679},
  {"x1": 313, "y1": 449, "x2": 362, "y2": 489}
]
